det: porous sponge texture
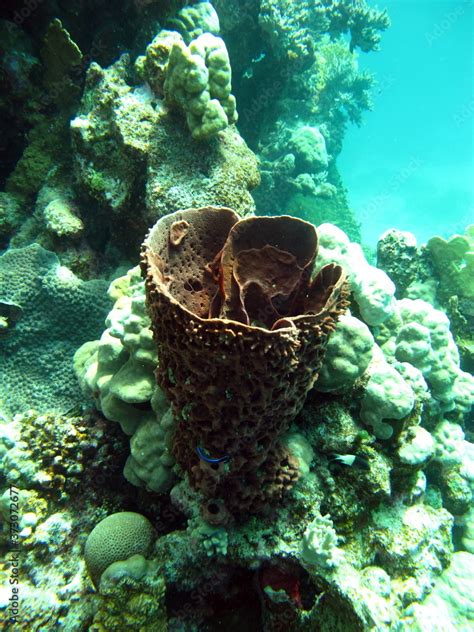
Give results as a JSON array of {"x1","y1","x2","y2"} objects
[
  {"x1": 84, "y1": 512, "x2": 155, "y2": 589},
  {"x1": 164, "y1": 33, "x2": 237, "y2": 140},
  {"x1": 141, "y1": 207, "x2": 349, "y2": 521}
]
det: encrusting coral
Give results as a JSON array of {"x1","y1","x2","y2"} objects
[
  {"x1": 0, "y1": 243, "x2": 111, "y2": 415},
  {"x1": 141, "y1": 206, "x2": 350, "y2": 522}
]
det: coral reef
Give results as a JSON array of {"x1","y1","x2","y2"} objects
[
  {"x1": 400, "y1": 551, "x2": 474, "y2": 630},
  {"x1": 301, "y1": 512, "x2": 344, "y2": 570},
  {"x1": 71, "y1": 51, "x2": 257, "y2": 255},
  {"x1": 258, "y1": 0, "x2": 389, "y2": 64},
  {"x1": 377, "y1": 226, "x2": 474, "y2": 374},
  {"x1": 0, "y1": 2, "x2": 472, "y2": 630},
  {"x1": 167, "y1": 1, "x2": 221, "y2": 44},
  {"x1": 316, "y1": 223, "x2": 396, "y2": 325},
  {"x1": 426, "y1": 225, "x2": 474, "y2": 302},
  {"x1": 1, "y1": 4, "x2": 259, "y2": 266},
  {"x1": 0, "y1": 406, "x2": 131, "y2": 630},
  {"x1": 228, "y1": 0, "x2": 387, "y2": 239},
  {"x1": 74, "y1": 266, "x2": 177, "y2": 493},
  {"x1": 0, "y1": 409, "x2": 126, "y2": 500},
  {"x1": 316, "y1": 313, "x2": 374, "y2": 392},
  {"x1": 376, "y1": 298, "x2": 474, "y2": 418},
  {"x1": 1, "y1": 217, "x2": 473, "y2": 630},
  {"x1": 92, "y1": 555, "x2": 167, "y2": 631},
  {"x1": 40, "y1": 18, "x2": 83, "y2": 107}
]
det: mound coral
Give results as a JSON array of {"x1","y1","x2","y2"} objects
[
  {"x1": 84, "y1": 511, "x2": 155, "y2": 588},
  {"x1": 141, "y1": 207, "x2": 349, "y2": 522},
  {"x1": 92, "y1": 555, "x2": 167, "y2": 631},
  {"x1": 377, "y1": 298, "x2": 474, "y2": 416},
  {"x1": 74, "y1": 266, "x2": 177, "y2": 494},
  {"x1": 164, "y1": 32, "x2": 238, "y2": 140},
  {"x1": 167, "y1": 1, "x2": 220, "y2": 44},
  {"x1": 426, "y1": 225, "x2": 474, "y2": 301}
]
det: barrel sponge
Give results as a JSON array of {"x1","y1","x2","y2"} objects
[
  {"x1": 141, "y1": 207, "x2": 349, "y2": 522},
  {"x1": 84, "y1": 512, "x2": 155, "y2": 589}
]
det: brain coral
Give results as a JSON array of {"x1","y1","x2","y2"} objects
[
  {"x1": 141, "y1": 207, "x2": 349, "y2": 522},
  {"x1": 84, "y1": 512, "x2": 155, "y2": 589}
]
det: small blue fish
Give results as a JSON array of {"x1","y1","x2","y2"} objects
[{"x1": 196, "y1": 446, "x2": 230, "y2": 464}]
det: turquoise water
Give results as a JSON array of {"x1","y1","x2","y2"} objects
[{"x1": 339, "y1": 0, "x2": 474, "y2": 246}]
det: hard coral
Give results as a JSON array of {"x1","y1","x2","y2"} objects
[
  {"x1": 141, "y1": 207, "x2": 349, "y2": 522},
  {"x1": 85, "y1": 512, "x2": 155, "y2": 589}
]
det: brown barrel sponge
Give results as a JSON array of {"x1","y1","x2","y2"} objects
[{"x1": 141, "y1": 207, "x2": 350, "y2": 522}]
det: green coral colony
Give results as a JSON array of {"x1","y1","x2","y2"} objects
[{"x1": 0, "y1": 2, "x2": 472, "y2": 630}]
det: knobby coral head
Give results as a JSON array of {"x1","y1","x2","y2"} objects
[{"x1": 141, "y1": 207, "x2": 349, "y2": 523}]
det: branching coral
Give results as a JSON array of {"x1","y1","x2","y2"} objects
[
  {"x1": 312, "y1": 38, "x2": 374, "y2": 134},
  {"x1": 259, "y1": 0, "x2": 330, "y2": 64},
  {"x1": 327, "y1": 0, "x2": 390, "y2": 53},
  {"x1": 141, "y1": 207, "x2": 349, "y2": 522},
  {"x1": 258, "y1": 0, "x2": 389, "y2": 63}
]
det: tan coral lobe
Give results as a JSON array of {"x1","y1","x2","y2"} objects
[{"x1": 141, "y1": 207, "x2": 349, "y2": 522}]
